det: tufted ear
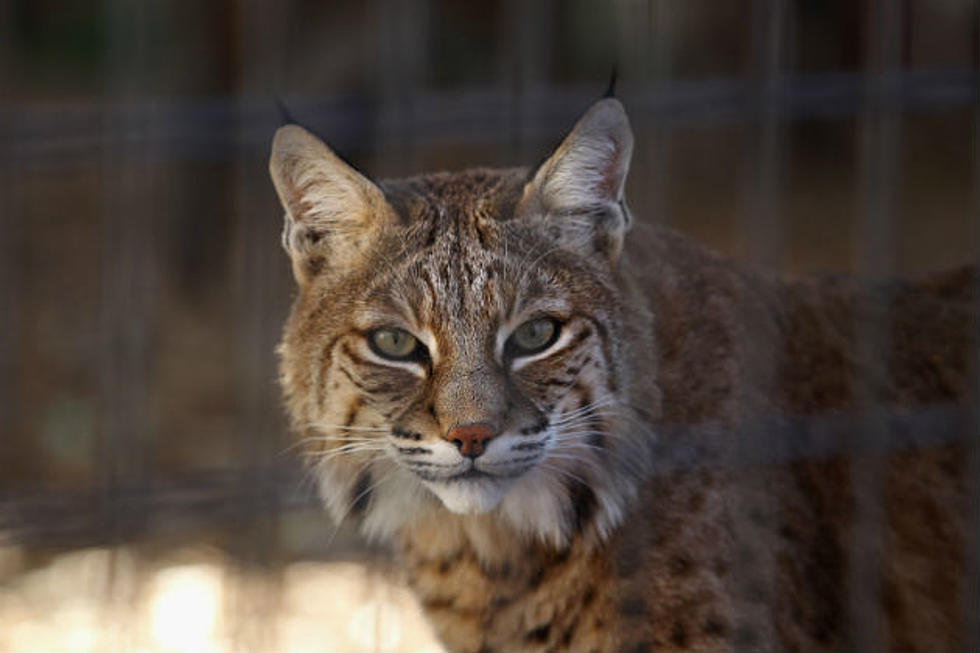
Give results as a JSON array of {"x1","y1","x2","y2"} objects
[
  {"x1": 518, "y1": 98, "x2": 634, "y2": 262},
  {"x1": 269, "y1": 125, "x2": 398, "y2": 284}
]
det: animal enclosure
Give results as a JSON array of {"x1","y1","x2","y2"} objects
[{"x1": 1, "y1": 1, "x2": 977, "y2": 651}]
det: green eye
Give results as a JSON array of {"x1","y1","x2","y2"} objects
[
  {"x1": 369, "y1": 328, "x2": 421, "y2": 360},
  {"x1": 508, "y1": 318, "x2": 560, "y2": 356}
]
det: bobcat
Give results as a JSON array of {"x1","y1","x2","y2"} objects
[{"x1": 268, "y1": 98, "x2": 975, "y2": 652}]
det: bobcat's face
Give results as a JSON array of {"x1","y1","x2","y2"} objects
[
  {"x1": 316, "y1": 201, "x2": 622, "y2": 516},
  {"x1": 272, "y1": 99, "x2": 655, "y2": 545}
]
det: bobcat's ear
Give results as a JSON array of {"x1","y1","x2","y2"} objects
[
  {"x1": 269, "y1": 125, "x2": 397, "y2": 284},
  {"x1": 518, "y1": 98, "x2": 634, "y2": 262}
]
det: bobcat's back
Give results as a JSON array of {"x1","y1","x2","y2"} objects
[{"x1": 612, "y1": 229, "x2": 974, "y2": 651}]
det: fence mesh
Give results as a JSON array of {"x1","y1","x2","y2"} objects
[{"x1": 1, "y1": 1, "x2": 977, "y2": 651}]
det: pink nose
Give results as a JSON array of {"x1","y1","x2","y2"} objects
[{"x1": 447, "y1": 423, "x2": 497, "y2": 458}]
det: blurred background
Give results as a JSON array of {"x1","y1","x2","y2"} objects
[{"x1": 1, "y1": 1, "x2": 977, "y2": 651}]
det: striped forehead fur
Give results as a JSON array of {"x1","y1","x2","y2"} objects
[{"x1": 364, "y1": 171, "x2": 617, "y2": 340}]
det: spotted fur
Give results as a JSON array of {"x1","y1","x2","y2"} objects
[{"x1": 270, "y1": 99, "x2": 975, "y2": 652}]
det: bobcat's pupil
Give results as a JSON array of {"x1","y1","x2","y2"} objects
[
  {"x1": 508, "y1": 317, "x2": 560, "y2": 356},
  {"x1": 369, "y1": 328, "x2": 420, "y2": 360}
]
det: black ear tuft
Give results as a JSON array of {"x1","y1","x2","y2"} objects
[
  {"x1": 603, "y1": 68, "x2": 618, "y2": 99},
  {"x1": 272, "y1": 99, "x2": 358, "y2": 167},
  {"x1": 275, "y1": 95, "x2": 299, "y2": 127}
]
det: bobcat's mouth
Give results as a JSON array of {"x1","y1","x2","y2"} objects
[
  {"x1": 413, "y1": 462, "x2": 526, "y2": 483},
  {"x1": 451, "y1": 467, "x2": 491, "y2": 481},
  {"x1": 387, "y1": 428, "x2": 553, "y2": 513}
]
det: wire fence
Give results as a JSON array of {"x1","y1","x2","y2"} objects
[{"x1": 1, "y1": 0, "x2": 978, "y2": 651}]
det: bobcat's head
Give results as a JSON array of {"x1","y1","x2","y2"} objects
[{"x1": 270, "y1": 99, "x2": 657, "y2": 547}]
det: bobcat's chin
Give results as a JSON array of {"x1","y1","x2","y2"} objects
[{"x1": 423, "y1": 475, "x2": 510, "y2": 514}]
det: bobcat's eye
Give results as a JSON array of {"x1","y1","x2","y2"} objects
[
  {"x1": 507, "y1": 318, "x2": 561, "y2": 357},
  {"x1": 369, "y1": 328, "x2": 422, "y2": 360}
]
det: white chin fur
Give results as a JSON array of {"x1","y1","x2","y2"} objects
[{"x1": 424, "y1": 477, "x2": 508, "y2": 514}]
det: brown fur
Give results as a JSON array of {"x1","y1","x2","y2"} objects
[{"x1": 269, "y1": 100, "x2": 976, "y2": 652}]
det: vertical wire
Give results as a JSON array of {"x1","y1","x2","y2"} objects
[
  {"x1": 0, "y1": 2, "x2": 20, "y2": 491},
  {"x1": 368, "y1": 0, "x2": 431, "y2": 644},
  {"x1": 97, "y1": 1, "x2": 122, "y2": 549},
  {"x1": 499, "y1": 0, "x2": 554, "y2": 163},
  {"x1": 742, "y1": 0, "x2": 787, "y2": 271},
  {"x1": 502, "y1": 0, "x2": 525, "y2": 161},
  {"x1": 97, "y1": 0, "x2": 158, "y2": 646},
  {"x1": 727, "y1": 0, "x2": 787, "y2": 648},
  {"x1": 647, "y1": 0, "x2": 672, "y2": 226},
  {"x1": 231, "y1": 8, "x2": 260, "y2": 639},
  {"x1": 374, "y1": 0, "x2": 429, "y2": 176},
  {"x1": 847, "y1": 0, "x2": 904, "y2": 649},
  {"x1": 230, "y1": 0, "x2": 291, "y2": 648},
  {"x1": 370, "y1": 1, "x2": 424, "y2": 645},
  {"x1": 967, "y1": 5, "x2": 980, "y2": 648},
  {"x1": 497, "y1": 0, "x2": 522, "y2": 160}
]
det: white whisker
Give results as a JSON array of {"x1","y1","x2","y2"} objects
[
  {"x1": 549, "y1": 397, "x2": 618, "y2": 425},
  {"x1": 304, "y1": 444, "x2": 389, "y2": 464},
  {"x1": 323, "y1": 465, "x2": 396, "y2": 551},
  {"x1": 549, "y1": 431, "x2": 641, "y2": 471},
  {"x1": 539, "y1": 461, "x2": 593, "y2": 488},
  {"x1": 301, "y1": 421, "x2": 391, "y2": 433},
  {"x1": 279, "y1": 435, "x2": 384, "y2": 458}
]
